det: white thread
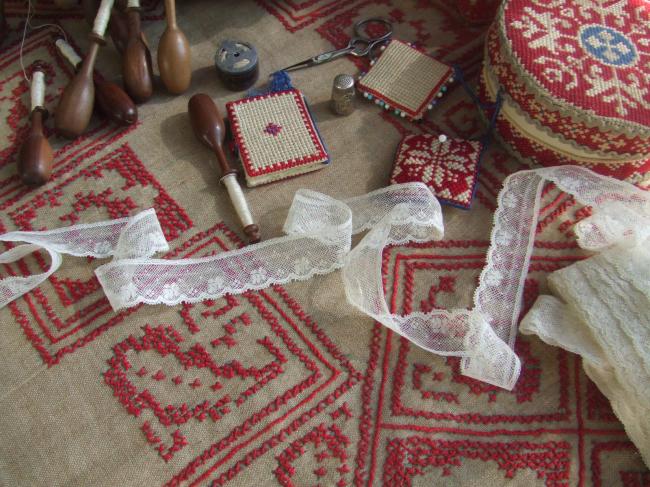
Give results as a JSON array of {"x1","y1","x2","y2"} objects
[
  {"x1": 92, "y1": 0, "x2": 115, "y2": 38},
  {"x1": 221, "y1": 173, "x2": 254, "y2": 227},
  {"x1": 55, "y1": 39, "x2": 82, "y2": 69},
  {"x1": 19, "y1": 0, "x2": 68, "y2": 82},
  {"x1": 30, "y1": 71, "x2": 45, "y2": 111},
  {"x1": 127, "y1": 0, "x2": 140, "y2": 8}
]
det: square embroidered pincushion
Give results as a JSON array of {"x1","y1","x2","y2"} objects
[
  {"x1": 226, "y1": 89, "x2": 329, "y2": 187},
  {"x1": 390, "y1": 134, "x2": 483, "y2": 209},
  {"x1": 357, "y1": 39, "x2": 454, "y2": 120}
]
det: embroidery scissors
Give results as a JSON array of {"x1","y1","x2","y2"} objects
[{"x1": 280, "y1": 18, "x2": 393, "y2": 72}]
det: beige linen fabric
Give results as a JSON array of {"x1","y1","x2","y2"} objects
[{"x1": 0, "y1": 1, "x2": 647, "y2": 485}]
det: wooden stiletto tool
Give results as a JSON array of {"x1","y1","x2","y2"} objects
[
  {"x1": 123, "y1": 0, "x2": 153, "y2": 102},
  {"x1": 158, "y1": 0, "x2": 191, "y2": 94},
  {"x1": 55, "y1": 0, "x2": 115, "y2": 138},
  {"x1": 19, "y1": 63, "x2": 53, "y2": 186},
  {"x1": 188, "y1": 94, "x2": 261, "y2": 244},
  {"x1": 54, "y1": 37, "x2": 137, "y2": 126}
]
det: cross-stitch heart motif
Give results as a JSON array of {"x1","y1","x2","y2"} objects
[{"x1": 104, "y1": 318, "x2": 287, "y2": 462}]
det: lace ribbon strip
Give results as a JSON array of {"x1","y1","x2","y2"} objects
[{"x1": 1, "y1": 168, "x2": 648, "y2": 390}]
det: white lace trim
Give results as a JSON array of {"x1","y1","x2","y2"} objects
[
  {"x1": 520, "y1": 243, "x2": 650, "y2": 466},
  {"x1": 1, "y1": 169, "x2": 648, "y2": 390}
]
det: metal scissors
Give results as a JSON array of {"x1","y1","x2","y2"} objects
[{"x1": 281, "y1": 18, "x2": 393, "y2": 72}]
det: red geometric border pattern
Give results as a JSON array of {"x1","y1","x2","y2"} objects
[
  {"x1": 101, "y1": 222, "x2": 361, "y2": 486},
  {"x1": 352, "y1": 231, "x2": 633, "y2": 485},
  {"x1": 3, "y1": 143, "x2": 192, "y2": 366},
  {"x1": 256, "y1": 0, "x2": 368, "y2": 32},
  {"x1": 105, "y1": 224, "x2": 361, "y2": 485},
  {"x1": 383, "y1": 436, "x2": 572, "y2": 485}
]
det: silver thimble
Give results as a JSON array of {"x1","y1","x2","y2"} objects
[{"x1": 331, "y1": 74, "x2": 356, "y2": 116}]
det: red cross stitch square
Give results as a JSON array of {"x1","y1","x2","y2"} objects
[{"x1": 390, "y1": 133, "x2": 483, "y2": 209}]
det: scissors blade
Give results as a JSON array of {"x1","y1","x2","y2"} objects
[
  {"x1": 281, "y1": 58, "x2": 318, "y2": 72},
  {"x1": 281, "y1": 46, "x2": 354, "y2": 72}
]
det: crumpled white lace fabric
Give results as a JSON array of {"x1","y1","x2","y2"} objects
[
  {"x1": 1, "y1": 168, "x2": 648, "y2": 391},
  {"x1": 521, "y1": 219, "x2": 650, "y2": 466}
]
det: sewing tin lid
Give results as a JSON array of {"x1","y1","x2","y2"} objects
[{"x1": 500, "y1": 0, "x2": 650, "y2": 128}]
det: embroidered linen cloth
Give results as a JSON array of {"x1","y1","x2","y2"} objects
[{"x1": 2, "y1": 1, "x2": 650, "y2": 485}]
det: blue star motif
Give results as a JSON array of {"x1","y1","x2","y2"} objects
[{"x1": 580, "y1": 25, "x2": 638, "y2": 67}]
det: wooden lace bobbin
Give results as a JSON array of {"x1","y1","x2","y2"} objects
[
  {"x1": 214, "y1": 40, "x2": 259, "y2": 91},
  {"x1": 55, "y1": 0, "x2": 115, "y2": 138},
  {"x1": 158, "y1": 0, "x2": 191, "y2": 94},
  {"x1": 108, "y1": 7, "x2": 129, "y2": 54},
  {"x1": 55, "y1": 38, "x2": 137, "y2": 126},
  {"x1": 19, "y1": 63, "x2": 53, "y2": 186},
  {"x1": 123, "y1": 0, "x2": 153, "y2": 103},
  {"x1": 82, "y1": 0, "x2": 129, "y2": 52},
  {"x1": 188, "y1": 93, "x2": 261, "y2": 244}
]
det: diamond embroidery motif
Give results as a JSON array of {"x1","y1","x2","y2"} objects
[
  {"x1": 390, "y1": 134, "x2": 483, "y2": 209},
  {"x1": 264, "y1": 122, "x2": 282, "y2": 136}
]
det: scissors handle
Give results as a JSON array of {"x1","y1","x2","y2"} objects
[
  {"x1": 354, "y1": 18, "x2": 392, "y2": 43},
  {"x1": 280, "y1": 17, "x2": 392, "y2": 72},
  {"x1": 348, "y1": 18, "x2": 393, "y2": 57}
]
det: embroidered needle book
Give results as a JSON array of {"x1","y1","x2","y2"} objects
[
  {"x1": 226, "y1": 88, "x2": 329, "y2": 187},
  {"x1": 357, "y1": 39, "x2": 454, "y2": 120},
  {"x1": 390, "y1": 133, "x2": 483, "y2": 209}
]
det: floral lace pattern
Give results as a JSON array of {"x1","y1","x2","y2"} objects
[
  {"x1": 1, "y1": 171, "x2": 648, "y2": 390},
  {"x1": 0, "y1": 209, "x2": 167, "y2": 309}
]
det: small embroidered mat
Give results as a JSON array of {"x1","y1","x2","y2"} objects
[
  {"x1": 226, "y1": 89, "x2": 329, "y2": 186},
  {"x1": 357, "y1": 40, "x2": 454, "y2": 120},
  {"x1": 390, "y1": 134, "x2": 483, "y2": 209}
]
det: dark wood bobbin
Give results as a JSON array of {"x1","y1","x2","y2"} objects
[
  {"x1": 19, "y1": 61, "x2": 53, "y2": 186},
  {"x1": 0, "y1": 0, "x2": 7, "y2": 45},
  {"x1": 214, "y1": 40, "x2": 259, "y2": 91}
]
